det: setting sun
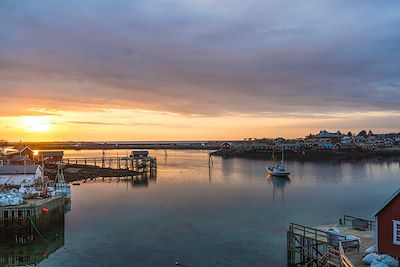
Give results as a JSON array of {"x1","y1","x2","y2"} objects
[{"x1": 20, "y1": 116, "x2": 52, "y2": 132}]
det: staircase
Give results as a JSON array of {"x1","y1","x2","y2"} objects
[{"x1": 318, "y1": 248, "x2": 340, "y2": 267}]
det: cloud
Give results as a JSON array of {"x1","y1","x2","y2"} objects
[
  {"x1": 0, "y1": 0, "x2": 400, "y2": 118},
  {"x1": 67, "y1": 121, "x2": 161, "y2": 127}
]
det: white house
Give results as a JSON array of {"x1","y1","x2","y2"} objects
[{"x1": 0, "y1": 165, "x2": 43, "y2": 186}]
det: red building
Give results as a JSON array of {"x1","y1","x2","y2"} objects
[
  {"x1": 38, "y1": 151, "x2": 64, "y2": 163},
  {"x1": 375, "y1": 189, "x2": 400, "y2": 257},
  {"x1": 3, "y1": 145, "x2": 34, "y2": 164}
]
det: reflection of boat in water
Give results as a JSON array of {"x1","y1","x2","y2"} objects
[
  {"x1": 267, "y1": 148, "x2": 290, "y2": 177},
  {"x1": 268, "y1": 176, "x2": 290, "y2": 188},
  {"x1": 267, "y1": 175, "x2": 291, "y2": 203}
]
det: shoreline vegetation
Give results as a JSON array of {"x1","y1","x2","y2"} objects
[{"x1": 210, "y1": 148, "x2": 400, "y2": 161}]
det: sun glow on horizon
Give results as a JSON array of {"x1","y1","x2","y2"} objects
[{"x1": 20, "y1": 116, "x2": 52, "y2": 133}]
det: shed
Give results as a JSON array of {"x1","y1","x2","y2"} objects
[
  {"x1": 0, "y1": 165, "x2": 43, "y2": 186},
  {"x1": 375, "y1": 188, "x2": 400, "y2": 257},
  {"x1": 38, "y1": 151, "x2": 64, "y2": 163}
]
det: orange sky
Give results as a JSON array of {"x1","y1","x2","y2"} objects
[{"x1": 1, "y1": 108, "x2": 400, "y2": 141}]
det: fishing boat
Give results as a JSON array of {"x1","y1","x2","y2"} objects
[
  {"x1": 267, "y1": 148, "x2": 290, "y2": 177},
  {"x1": 54, "y1": 163, "x2": 71, "y2": 198}
]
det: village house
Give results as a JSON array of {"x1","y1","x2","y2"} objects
[
  {"x1": 354, "y1": 135, "x2": 366, "y2": 143},
  {"x1": 315, "y1": 130, "x2": 343, "y2": 143},
  {"x1": 333, "y1": 142, "x2": 358, "y2": 151},
  {"x1": 250, "y1": 142, "x2": 273, "y2": 152},
  {"x1": 2, "y1": 145, "x2": 34, "y2": 162},
  {"x1": 0, "y1": 164, "x2": 43, "y2": 186},
  {"x1": 395, "y1": 136, "x2": 400, "y2": 146},
  {"x1": 273, "y1": 138, "x2": 286, "y2": 144},
  {"x1": 279, "y1": 143, "x2": 302, "y2": 151}
]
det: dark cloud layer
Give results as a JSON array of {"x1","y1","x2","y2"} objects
[{"x1": 1, "y1": 0, "x2": 400, "y2": 116}]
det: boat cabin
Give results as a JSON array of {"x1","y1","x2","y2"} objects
[{"x1": 375, "y1": 188, "x2": 400, "y2": 257}]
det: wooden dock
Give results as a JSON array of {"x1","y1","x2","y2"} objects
[
  {"x1": 61, "y1": 156, "x2": 157, "y2": 171},
  {"x1": 0, "y1": 197, "x2": 65, "y2": 242},
  {"x1": 287, "y1": 215, "x2": 375, "y2": 266}
]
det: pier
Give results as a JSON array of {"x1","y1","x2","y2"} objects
[
  {"x1": 61, "y1": 156, "x2": 157, "y2": 172},
  {"x1": 0, "y1": 196, "x2": 65, "y2": 241},
  {"x1": 287, "y1": 215, "x2": 375, "y2": 267}
]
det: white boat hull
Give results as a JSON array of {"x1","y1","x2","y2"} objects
[
  {"x1": 267, "y1": 166, "x2": 290, "y2": 177},
  {"x1": 267, "y1": 169, "x2": 291, "y2": 177}
]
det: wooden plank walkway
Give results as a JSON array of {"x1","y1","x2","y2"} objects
[
  {"x1": 315, "y1": 224, "x2": 374, "y2": 267},
  {"x1": 61, "y1": 156, "x2": 157, "y2": 170}
]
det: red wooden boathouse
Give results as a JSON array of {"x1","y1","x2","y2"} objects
[{"x1": 375, "y1": 188, "x2": 400, "y2": 257}]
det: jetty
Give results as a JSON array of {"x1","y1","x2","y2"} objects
[
  {"x1": 62, "y1": 155, "x2": 157, "y2": 171},
  {"x1": 287, "y1": 215, "x2": 375, "y2": 267},
  {"x1": 0, "y1": 196, "x2": 64, "y2": 241}
]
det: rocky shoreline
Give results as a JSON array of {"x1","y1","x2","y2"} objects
[
  {"x1": 210, "y1": 148, "x2": 400, "y2": 161},
  {"x1": 45, "y1": 164, "x2": 139, "y2": 182}
]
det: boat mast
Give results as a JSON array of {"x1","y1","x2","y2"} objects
[
  {"x1": 281, "y1": 147, "x2": 284, "y2": 165},
  {"x1": 272, "y1": 148, "x2": 275, "y2": 164},
  {"x1": 55, "y1": 162, "x2": 66, "y2": 184}
]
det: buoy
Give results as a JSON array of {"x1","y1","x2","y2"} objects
[{"x1": 41, "y1": 208, "x2": 48, "y2": 214}]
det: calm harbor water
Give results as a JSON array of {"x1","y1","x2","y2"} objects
[{"x1": 4, "y1": 150, "x2": 400, "y2": 266}]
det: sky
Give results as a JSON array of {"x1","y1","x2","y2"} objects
[{"x1": 1, "y1": 0, "x2": 400, "y2": 141}]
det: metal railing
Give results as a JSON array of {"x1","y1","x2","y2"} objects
[
  {"x1": 289, "y1": 222, "x2": 349, "y2": 243},
  {"x1": 342, "y1": 215, "x2": 375, "y2": 231}
]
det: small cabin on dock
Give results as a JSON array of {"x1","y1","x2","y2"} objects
[
  {"x1": 375, "y1": 188, "x2": 400, "y2": 257},
  {"x1": 131, "y1": 151, "x2": 149, "y2": 158}
]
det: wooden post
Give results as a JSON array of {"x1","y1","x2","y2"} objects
[{"x1": 102, "y1": 150, "x2": 105, "y2": 168}]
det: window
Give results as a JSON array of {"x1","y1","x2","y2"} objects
[{"x1": 393, "y1": 220, "x2": 400, "y2": 245}]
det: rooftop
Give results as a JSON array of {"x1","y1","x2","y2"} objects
[{"x1": 0, "y1": 164, "x2": 41, "y2": 175}]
